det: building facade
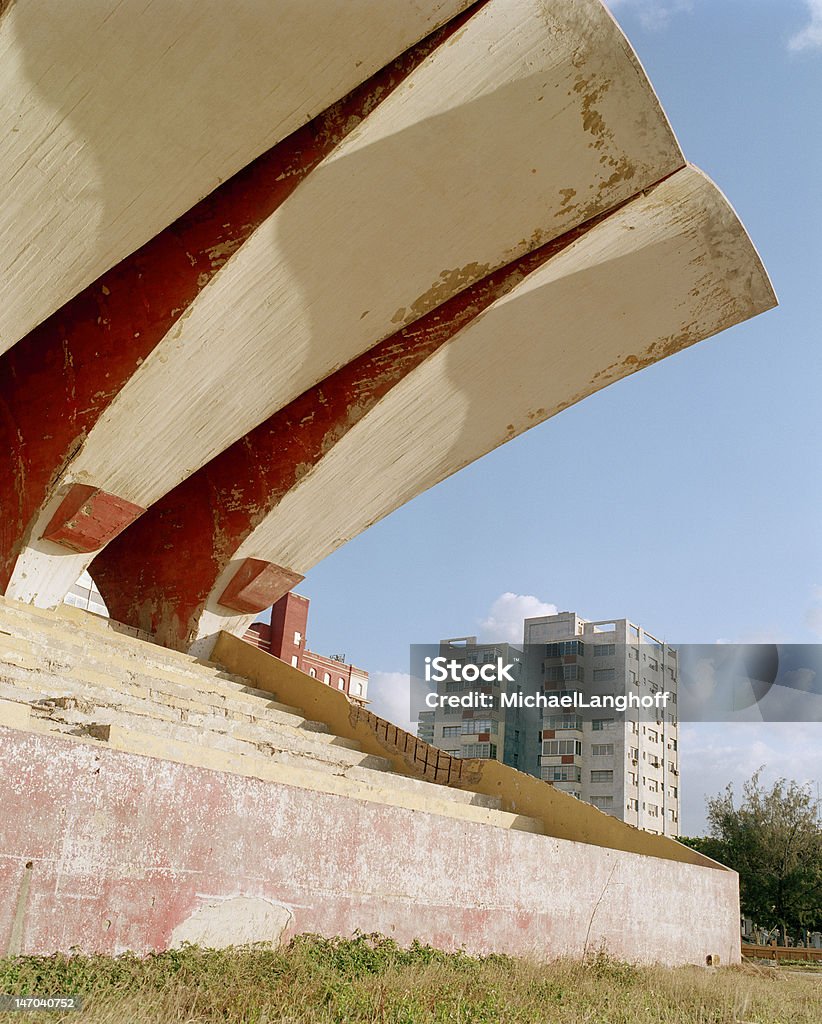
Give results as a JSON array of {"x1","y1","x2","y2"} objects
[
  {"x1": 418, "y1": 637, "x2": 524, "y2": 770},
  {"x1": 420, "y1": 613, "x2": 680, "y2": 837},
  {"x1": 244, "y1": 592, "x2": 368, "y2": 704},
  {"x1": 63, "y1": 570, "x2": 109, "y2": 617},
  {"x1": 522, "y1": 612, "x2": 680, "y2": 836}
]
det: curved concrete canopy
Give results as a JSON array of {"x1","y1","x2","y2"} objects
[
  {"x1": 0, "y1": 1, "x2": 775, "y2": 640},
  {"x1": 4, "y1": 0, "x2": 687, "y2": 609},
  {"x1": 0, "y1": 0, "x2": 472, "y2": 354},
  {"x1": 0, "y1": 10, "x2": 475, "y2": 597},
  {"x1": 90, "y1": 166, "x2": 776, "y2": 655}
]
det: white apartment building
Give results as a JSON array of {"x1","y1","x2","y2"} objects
[{"x1": 522, "y1": 612, "x2": 680, "y2": 836}]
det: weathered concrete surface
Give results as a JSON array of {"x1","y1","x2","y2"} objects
[
  {"x1": 0, "y1": 0, "x2": 472, "y2": 354},
  {"x1": 0, "y1": 9, "x2": 475, "y2": 597},
  {"x1": 210, "y1": 630, "x2": 720, "y2": 865},
  {"x1": 0, "y1": 594, "x2": 539, "y2": 835},
  {"x1": 91, "y1": 166, "x2": 775, "y2": 652},
  {"x1": 0, "y1": 597, "x2": 740, "y2": 961},
  {"x1": 0, "y1": 726, "x2": 740, "y2": 963},
  {"x1": 3, "y1": 0, "x2": 689, "y2": 609}
]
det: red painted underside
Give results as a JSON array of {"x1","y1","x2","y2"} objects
[
  {"x1": 0, "y1": 5, "x2": 482, "y2": 590},
  {"x1": 91, "y1": 201, "x2": 622, "y2": 648}
]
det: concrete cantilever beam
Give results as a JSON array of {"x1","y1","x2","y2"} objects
[
  {"x1": 3, "y1": 0, "x2": 687, "y2": 612},
  {"x1": 91, "y1": 166, "x2": 775, "y2": 656},
  {"x1": 0, "y1": 6, "x2": 479, "y2": 599},
  {"x1": 0, "y1": 0, "x2": 473, "y2": 354}
]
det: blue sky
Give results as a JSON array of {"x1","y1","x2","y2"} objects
[{"x1": 277, "y1": 1, "x2": 822, "y2": 834}]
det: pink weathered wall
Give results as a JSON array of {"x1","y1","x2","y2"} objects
[{"x1": 0, "y1": 727, "x2": 740, "y2": 964}]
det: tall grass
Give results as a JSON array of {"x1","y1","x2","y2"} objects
[{"x1": 0, "y1": 933, "x2": 818, "y2": 1024}]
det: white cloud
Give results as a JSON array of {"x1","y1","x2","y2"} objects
[
  {"x1": 365, "y1": 670, "x2": 415, "y2": 733},
  {"x1": 604, "y1": 0, "x2": 693, "y2": 32},
  {"x1": 479, "y1": 592, "x2": 558, "y2": 644},
  {"x1": 790, "y1": 0, "x2": 822, "y2": 50}
]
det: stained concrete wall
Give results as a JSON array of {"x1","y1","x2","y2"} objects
[{"x1": 0, "y1": 725, "x2": 740, "y2": 964}]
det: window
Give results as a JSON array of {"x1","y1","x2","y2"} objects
[
  {"x1": 540, "y1": 766, "x2": 581, "y2": 782},
  {"x1": 629, "y1": 670, "x2": 638, "y2": 685},
  {"x1": 545, "y1": 640, "x2": 584, "y2": 658},
  {"x1": 590, "y1": 795, "x2": 614, "y2": 810},
  {"x1": 647, "y1": 729, "x2": 658, "y2": 743},
  {"x1": 647, "y1": 803, "x2": 659, "y2": 818},
  {"x1": 594, "y1": 644, "x2": 615, "y2": 657},
  {"x1": 647, "y1": 779, "x2": 659, "y2": 793},
  {"x1": 669, "y1": 786, "x2": 678, "y2": 799},
  {"x1": 459, "y1": 719, "x2": 497, "y2": 735},
  {"x1": 463, "y1": 743, "x2": 497, "y2": 759},
  {"x1": 350, "y1": 680, "x2": 363, "y2": 697},
  {"x1": 591, "y1": 770, "x2": 613, "y2": 783},
  {"x1": 338, "y1": 678, "x2": 345, "y2": 689},
  {"x1": 627, "y1": 799, "x2": 639, "y2": 811},
  {"x1": 442, "y1": 726, "x2": 461, "y2": 737},
  {"x1": 543, "y1": 715, "x2": 582, "y2": 731},
  {"x1": 309, "y1": 667, "x2": 316, "y2": 678},
  {"x1": 290, "y1": 655, "x2": 299, "y2": 668},
  {"x1": 293, "y1": 631, "x2": 302, "y2": 645},
  {"x1": 480, "y1": 650, "x2": 496, "y2": 664},
  {"x1": 445, "y1": 749, "x2": 461, "y2": 757},
  {"x1": 628, "y1": 772, "x2": 638, "y2": 787},
  {"x1": 323, "y1": 672, "x2": 330, "y2": 684},
  {"x1": 542, "y1": 739, "x2": 582, "y2": 756},
  {"x1": 591, "y1": 743, "x2": 614, "y2": 756},
  {"x1": 592, "y1": 668, "x2": 615, "y2": 682},
  {"x1": 544, "y1": 664, "x2": 584, "y2": 682},
  {"x1": 592, "y1": 719, "x2": 615, "y2": 731},
  {"x1": 629, "y1": 747, "x2": 639, "y2": 761}
]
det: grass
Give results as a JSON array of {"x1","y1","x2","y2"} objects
[{"x1": 0, "y1": 933, "x2": 818, "y2": 1024}]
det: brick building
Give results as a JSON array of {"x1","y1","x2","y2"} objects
[{"x1": 244, "y1": 593, "x2": 368, "y2": 704}]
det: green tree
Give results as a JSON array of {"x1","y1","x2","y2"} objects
[{"x1": 702, "y1": 769, "x2": 822, "y2": 941}]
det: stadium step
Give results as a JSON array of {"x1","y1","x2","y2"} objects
[{"x1": 0, "y1": 597, "x2": 538, "y2": 831}]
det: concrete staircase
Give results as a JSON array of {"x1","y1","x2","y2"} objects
[{"x1": 0, "y1": 595, "x2": 542, "y2": 834}]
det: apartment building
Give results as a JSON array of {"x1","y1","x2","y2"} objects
[
  {"x1": 420, "y1": 613, "x2": 680, "y2": 836},
  {"x1": 63, "y1": 570, "x2": 108, "y2": 617},
  {"x1": 522, "y1": 612, "x2": 680, "y2": 836},
  {"x1": 418, "y1": 637, "x2": 525, "y2": 770}
]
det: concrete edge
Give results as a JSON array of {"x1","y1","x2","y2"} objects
[{"x1": 212, "y1": 630, "x2": 727, "y2": 871}]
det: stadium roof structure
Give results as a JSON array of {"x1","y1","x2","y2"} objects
[{"x1": 0, "y1": 0, "x2": 775, "y2": 654}]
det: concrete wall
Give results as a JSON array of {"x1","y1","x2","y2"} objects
[{"x1": 0, "y1": 725, "x2": 740, "y2": 964}]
